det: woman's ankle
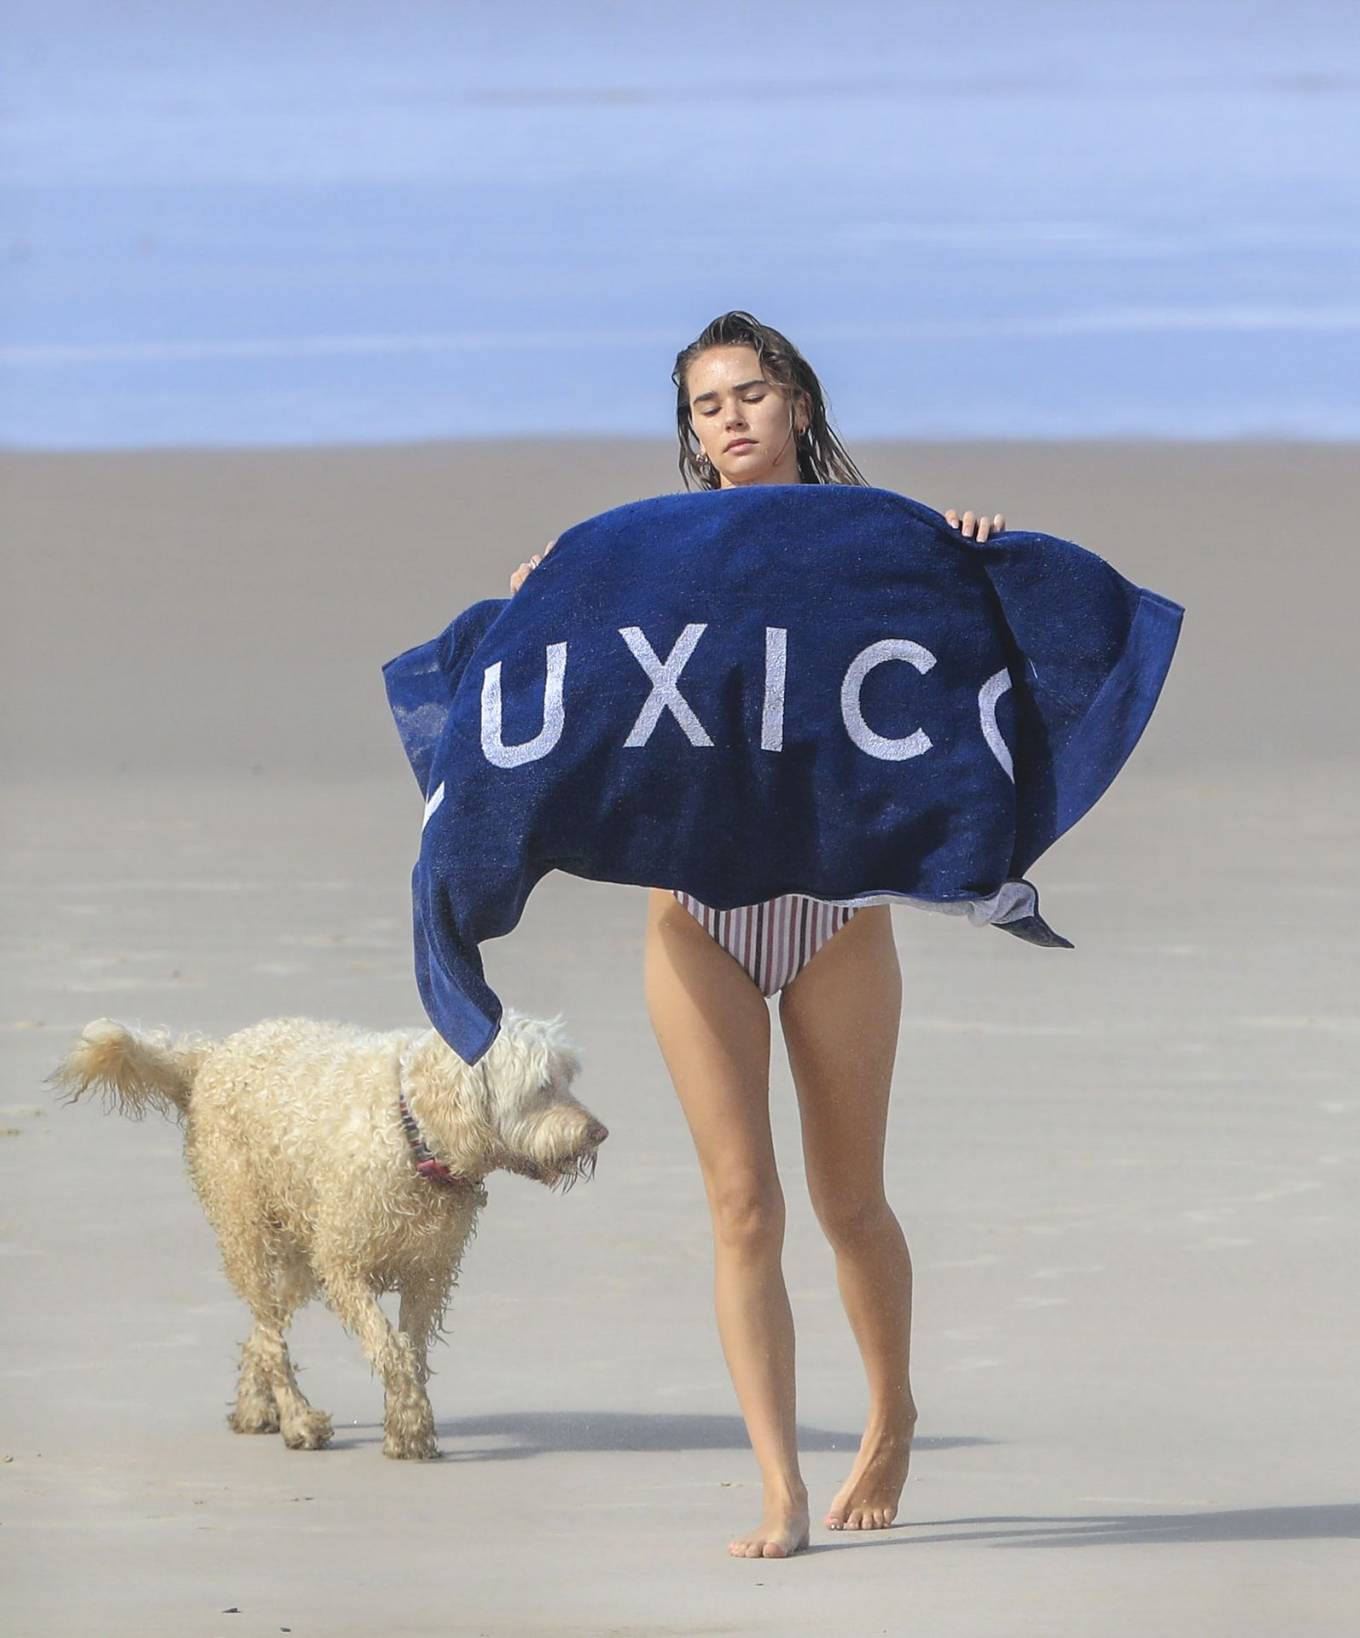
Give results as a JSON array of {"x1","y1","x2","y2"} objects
[
  {"x1": 863, "y1": 1398, "x2": 918, "y2": 1443},
  {"x1": 762, "y1": 1473, "x2": 809, "y2": 1507}
]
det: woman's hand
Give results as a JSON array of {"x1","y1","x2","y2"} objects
[
  {"x1": 509, "y1": 538, "x2": 558, "y2": 594},
  {"x1": 944, "y1": 508, "x2": 1006, "y2": 543}
]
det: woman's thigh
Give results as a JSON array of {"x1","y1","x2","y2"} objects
[
  {"x1": 642, "y1": 887, "x2": 782, "y2": 1222},
  {"x1": 777, "y1": 905, "x2": 903, "y2": 1226}
]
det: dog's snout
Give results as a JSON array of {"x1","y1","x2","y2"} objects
[{"x1": 585, "y1": 1119, "x2": 609, "y2": 1146}]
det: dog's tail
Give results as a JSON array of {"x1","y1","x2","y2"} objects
[{"x1": 45, "y1": 1017, "x2": 215, "y2": 1122}]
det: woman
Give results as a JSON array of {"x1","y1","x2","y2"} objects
[{"x1": 511, "y1": 311, "x2": 1004, "y2": 1560}]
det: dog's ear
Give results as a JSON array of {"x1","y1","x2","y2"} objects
[
  {"x1": 536, "y1": 1011, "x2": 583, "y2": 1081},
  {"x1": 551, "y1": 1033, "x2": 584, "y2": 1086},
  {"x1": 480, "y1": 1008, "x2": 583, "y2": 1101},
  {"x1": 402, "y1": 1028, "x2": 480, "y2": 1105}
]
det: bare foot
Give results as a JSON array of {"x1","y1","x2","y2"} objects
[
  {"x1": 824, "y1": 1409, "x2": 917, "y2": 1531},
  {"x1": 728, "y1": 1490, "x2": 811, "y2": 1559}
]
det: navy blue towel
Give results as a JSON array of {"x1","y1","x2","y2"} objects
[{"x1": 383, "y1": 483, "x2": 1184, "y2": 1065}]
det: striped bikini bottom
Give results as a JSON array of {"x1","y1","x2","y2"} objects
[{"x1": 671, "y1": 889, "x2": 861, "y2": 996}]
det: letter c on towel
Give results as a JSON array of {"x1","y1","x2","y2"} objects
[
  {"x1": 841, "y1": 639, "x2": 936, "y2": 761},
  {"x1": 977, "y1": 666, "x2": 1016, "y2": 782}
]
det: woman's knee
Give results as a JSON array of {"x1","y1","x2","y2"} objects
[
  {"x1": 810, "y1": 1190, "x2": 897, "y2": 1252},
  {"x1": 708, "y1": 1175, "x2": 786, "y2": 1253}
]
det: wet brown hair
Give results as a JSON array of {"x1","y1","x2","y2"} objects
[{"x1": 672, "y1": 309, "x2": 871, "y2": 490}]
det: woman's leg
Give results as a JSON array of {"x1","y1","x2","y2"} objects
[
  {"x1": 642, "y1": 887, "x2": 810, "y2": 1559},
  {"x1": 777, "y1": 904, "x2": 917, "y2": 1531}
]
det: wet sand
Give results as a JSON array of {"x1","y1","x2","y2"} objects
[{"x1": 2, "y1": 440, "x2": 1356, "y2": 1635}]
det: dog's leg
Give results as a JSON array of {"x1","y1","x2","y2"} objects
[
  {"x1": 398, "y1": 1273, "x2": 450, "y2": 1391},
  {"x1": 319, "y1": 1267, "x2": 441, "y2": 1460},
  {"x1": 230, "y1": 1254, "x2": 318, "y2": 1433},
  {"x1": 231, "y1": 1323, "x2": 281, "y2": 1434},
  {"x1": 222, "y1": 1236, "x2": 332, "y2": 1451}
]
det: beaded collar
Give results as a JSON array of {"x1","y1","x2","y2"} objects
[{"x1": 396, "y1": 1083, "x2": 488, "y2": 1205}]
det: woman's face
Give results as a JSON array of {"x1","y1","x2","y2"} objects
[{"x1": 685, "y1": 345, "x2": 809, "y2": 487}]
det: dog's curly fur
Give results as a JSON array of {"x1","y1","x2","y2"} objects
[{"x1": 47, "y1": 1009, "x2": 604, "y2": 1459}]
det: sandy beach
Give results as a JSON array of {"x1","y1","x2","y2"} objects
[{"x1": 3, "y1": 439, "x2": 1357, "y2": 1636}]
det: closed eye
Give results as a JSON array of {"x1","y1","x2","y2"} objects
[{"x1": 700, "y1": 394, "x2": 765, "y2": 416}]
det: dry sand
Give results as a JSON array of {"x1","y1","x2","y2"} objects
[{"x1": 2, "y1": 440, "x2": 1356, "y2": 1635}]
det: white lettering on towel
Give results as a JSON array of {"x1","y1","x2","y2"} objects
[
  {"x1": 977, "y1": 667, "x2": 1015, "y2": 782},
  {"x1": 470, "y1": 626, "x2": 1017, "y2": 775},
  {"x1": 481, "y1": 641, "x2": 568, "y2": 767},
  {"x1": 762, "y1": 626, "x2": 787, "y2": 751},
  {"x1": 840, "y1": 639, "x2": 936, "y2": 762},
  {"x1": 421, "y1": 780, "x2": 445, "y2": 830},
  {"x1": 618, "y1": 623, "x2": 713, "y2": 748}
]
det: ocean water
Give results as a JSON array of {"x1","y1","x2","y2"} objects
[{"x1": 2, "y1": 0, "x2": 1357, "y2": 448}]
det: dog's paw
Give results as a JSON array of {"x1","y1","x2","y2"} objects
[
  {"x1": 383, "y1": 1429, "x2": 442, "y2": 1461},
  {"x1": 280, "y1": 1408, "x2": 334, "y2": 1451},
  {"x1": 228, "y1": 1407, "x2": 281, "y2": 1435}
]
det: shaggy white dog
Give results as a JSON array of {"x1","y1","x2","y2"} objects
[{"x1": 47, "y1": 1010, "x2": 606, "y2": 1459}]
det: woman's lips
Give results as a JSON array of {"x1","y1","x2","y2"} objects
[{"x1": 726, "y1": 439, "x2": 756, "y2": 452}]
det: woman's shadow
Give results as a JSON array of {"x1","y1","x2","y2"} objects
[{"x1": 335, "y1": 1410, "x2": 1359, "y2": 1550}]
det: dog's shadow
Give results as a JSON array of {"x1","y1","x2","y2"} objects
[{"x1": 334, "y1": 1410, "x2": 991, "y2": 1462}]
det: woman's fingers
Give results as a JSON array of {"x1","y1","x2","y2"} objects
[
  {"x1": 510, "y1": 540, "x2": 558, "y2": 593},
  {"x1": 944, "y1": 508, "x2": 1007, "y2": 541}
]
